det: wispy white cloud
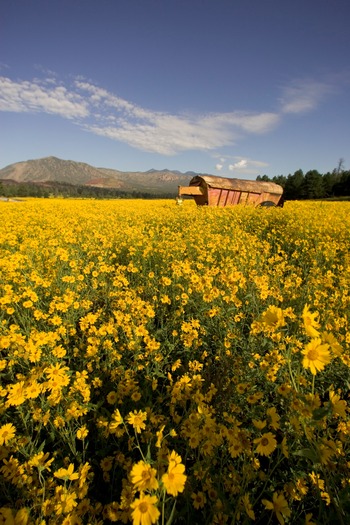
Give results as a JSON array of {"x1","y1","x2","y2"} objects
[
  {"x1": 0, "y1": 76, "x2": 88, "y2": 118},
  {"x1": 0, "y1": 74, "x2": 280, "y2": 155},
  {"x1": 0, "y1": 72, "x2": 341, "y2": 156},
  {"x1": 279, "y1": 78, "x2": 335, "y2": 114},
  {"x1": 75, "y1": 79, "x2": 280, "y2": 154}
]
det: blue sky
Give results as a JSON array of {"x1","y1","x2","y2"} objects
[{"x1": 1, "y1": 0, "x2": 349, "y2": 179}]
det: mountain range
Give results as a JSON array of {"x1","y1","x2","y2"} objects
[{"x1": 0, "y1": 156, "x2": 201, "y2": 195}]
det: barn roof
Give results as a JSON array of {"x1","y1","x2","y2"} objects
[{"x1": 190, "y1": 175, "x2": 283, "y2": 195}]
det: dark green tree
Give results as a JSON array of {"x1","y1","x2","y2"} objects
[
  {"x1": 256, "y1": 175, "x2": 270, "y2": 182},
  {"x1": 333, "y1": 170, "x2": 350, "y2": 196},
  {"x1": 300, "y1": 170, "x2": 325, "y2": 199},
  {"x1": 284, "y1": 169, "x2": 304, "y2": 200},
  {"x1": 272, "y1": 175, "x2": 287, "y2": 188}
]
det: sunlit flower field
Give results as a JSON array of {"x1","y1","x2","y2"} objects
[{"x1": 0, "y1": 198, "x2": 349, "y2": 524}]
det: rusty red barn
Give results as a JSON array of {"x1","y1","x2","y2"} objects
[{"x1": 178, "y1": 175, "x2": 284, "y2": 207}]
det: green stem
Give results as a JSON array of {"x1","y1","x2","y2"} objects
[
  {"x1": 162, "y1": 489, "x2": 166, "y2": 525},
  {"x1": 134, "y1": 431, "x2": 147, "y2": 462},
  {"x1": 311, "y1": 374, "x2": 315, "y2": 396},
  {"x1": 287, "y1": 350, "x2": 299, "y2": 393}
]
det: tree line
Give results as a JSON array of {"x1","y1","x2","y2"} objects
[
  {"x1": 0, "y1": 180, "x2": 176, "y2": 200},
  {"x1": 257, "y1": 160, "x2": 350, "y2": 200}
]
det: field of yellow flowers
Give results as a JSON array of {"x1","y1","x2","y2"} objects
[{"x1": 0, "y1": 198, "x2": 349, "y2": 525}]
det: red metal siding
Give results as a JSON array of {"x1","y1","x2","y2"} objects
[
  {"x1": 247, "y1": 192, "x2": 261, "y2": 205},
  {"x1": 208, "y1": 188, "x2": 220, "y2": 206}
]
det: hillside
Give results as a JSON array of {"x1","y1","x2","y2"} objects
[{"x1": 0, "y1": 156, "x2": 197, "y2": 195}]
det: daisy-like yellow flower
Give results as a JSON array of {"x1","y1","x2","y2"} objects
[
  {"x1": 127, "y1": 410, "x2": 147, "y2": 433},
  {"x1": 302, "y1": 339, "x2": 331, "y2": 375},
  {"x1": 321, "y1": 491, "x2": 331, "y2": 505},
  {"x1": 0, "y1": 508, "x2": 14, "y2": 523},
  {"x1": 100, "y1": 456, "x2": 114, "y2": 472},
  {"x1": 309, "y1": 471, "x2": 325, "y2": 490},
  {"x1": 107, "y1": 391, "x2": 118, "y2": 404},
  {"x1": 14, "y1": 508, "x2": 29, "y2": 525},
  {"x1": 228, "y1": 438, "x2": 244, "y2": 458},
  {"x1": 130, "y1": 493, "x2": 160, "y2": 525},
  {"x1": 322, "y1": 332, "x2": 342, "y2": 356},
  {"x1": 6, "y1": 382, "x2": 26, "y2": 406},
  {"x1": 54, "y1": 486, "x2": 78, "y2": 514},
  {"x1": 109, "y1": 408, "x2": 123, "y2": 434},
  {"x1": 329, "y1": 390, "x2": 347, "y2": 418},
  {"x1": 276, "y1": 383, "x2": 292, "y2": 397},
  {"x1": 130, "y1": 460, "x2": 159, "y2": 491},
  {"x1": 280, "y1": 437, "x2": 289, "y2": 458},
  {"x1": 54, "y1": 463, "x2": 79, "y2": 481},
  {"x1": 241, "y1": 493, "x2": 255, "y2": 520},
  {"x1": 45, "y1": 363, "x2": 70, "y2": 382},
  {"x1": 155, "y1": 425, "x2": 165, "y2": 448},
  {"x1": 161, "y1": 450, "x2": 187, "y2": 497},
  {"x1": 76, "y1": 425, "x2": 89, "y2": 440},
  {"x1": 260, "y1": 305, "x2": 286, "y2": 329},
  {"x1": 191, "y1": 491, "x2": 206, "y2": 509},
  {"x1": 254, "y1": 432, "x2": 277, "y2": 456},
  {"x1": 28, "y1": 451, "x2": 54, "y2": 471},
  {"x1": 0, "y1": 423, "x2": 16, "y2": 446},
  {"x1": 262, "y1": 492, "x2": 291, "y2": 525},
  {"x1": 302, "y1": 304, "x2": 320, "y2": 338},
  {"x1": 267, "y1": 407, "x2": 280, "y2": 430},
  {"x1": 318, "y1": 439, "x2": 337, "y2": 465},
  {"x1": 252, "y1": 419, "x2": 267, "y2": 430}
]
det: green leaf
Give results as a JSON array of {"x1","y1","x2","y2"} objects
[
  {"x1": 165, "y1": 500, "x2": 177, "y2": 525},
  {"x1": 312, "y1": 406, "x2": 331, "y2": 421},
  {"x1": 145, "y1": 442, "x2": 152, "y2": 462},
  {"x1": 293, "y1": 448, "x2": 318, "y2": 463}
]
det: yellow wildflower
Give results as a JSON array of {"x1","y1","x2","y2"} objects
[
  {"x1": 267, "y1": 407, "x2": 280, "y2": 430},
  {"x1": 106, "y1": 391, "x2": 118, "y2": 404},
  {"x1": 155, "y1": 425, "x2": 165, "y2": 448},
  {"x1": 127, "y1": 410, "x2": 147, "y2": 433},
  {"x1": 28, "y1": 451, "x2": 54, "y2": 471},
  {"x1": 54, "y1": 463, "x2": 79, "y2": 481},
  {"x1": 100, "y1": 456, "x2": 114, "y2": 476},
  {"x1": 302, "y1": 339, "x2": 331, "y2": 375},
  {"x1": 260, "y1": 305, "x2": 286, "y2": 329},
  {"x1": 254, "y1": 432, "x2": 277, "y2": 456},
  {"x1": 191, "y1": 491, "x2": 206, "y2": 509},
  {"x1": 130, "y1": 461, "x2": 159, "y2": 491},
  {"x1": 241, "y1": 493, "x2": 255, "y2": 520},
  {"x1": 14, "y1": 508, "x2": 29, "y2": 525},
  {"x1": 318, "y1": 439, "x2": 337, "y2": 465},
  {"x1": 161, "y1": 451, "x2": 187, "y2": 497},
  {"x1": 0, "y1": 423, "x2": 16, "y2": 446},
  {"x1": 130, "y1": 494, "x2": 160, "y2": 525},
  {"x1": 252, "y1": 419, "x2": 267, "y2": 430},
  {"x1": 262, "y1": 492, "x2": 291, "y2": 525},
  {"x1": 76, "y1": 426, "x2": 89, "y2": 440},
  {"x1": 302, "y1": 304, "x2": 320, "y2": 338},
  {"x1": 329, "y1": 390, "x2": 347, "y2": 418},
  {"x1": 6, "y1": 382, "x2": 26, "y2": 406},
  {"x1": 322, "y1": 332, "x2": 342, "y2": 356},
  {"x1": 0, "y1": 508, "x2": 15, "y2": 524},
  {"x1": 54, "y1": 487, "x2": 78, "y2": 514}
]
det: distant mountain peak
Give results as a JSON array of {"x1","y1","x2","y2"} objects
[{"x1": 0, "y1": 156, "x2": 200, "y2": 195}]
